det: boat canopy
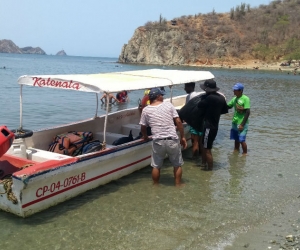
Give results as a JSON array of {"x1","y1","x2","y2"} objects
[{"x1": 18, "y1": 69, "x2": 214, "y2": 93}]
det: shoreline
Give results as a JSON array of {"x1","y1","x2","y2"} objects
[
  {"x1": 187, "y1": 60, "x2": 300, "y2": 74},
  {"x1": 119, "y1": 60, "x2": 300, "y2": 74}
]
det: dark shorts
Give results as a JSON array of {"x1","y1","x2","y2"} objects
[{"x1": 202, "y1": 128, "x2": 218, "y2": 149}]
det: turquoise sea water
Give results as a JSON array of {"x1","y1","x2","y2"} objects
[{"x1": 0, "y1": 54, "x2": 300, "y2": 249}]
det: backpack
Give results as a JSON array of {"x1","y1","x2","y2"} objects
[
  {"x1": 79, "y1": 140, "x2": 103, "y2": 155},
  {"x1": 178, "y1": 94, "x2": 206, "y2": 132}
]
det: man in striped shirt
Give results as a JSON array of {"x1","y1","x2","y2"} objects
[{"x1": 139, "y1": 88, "x2": 187, "y2": 186}]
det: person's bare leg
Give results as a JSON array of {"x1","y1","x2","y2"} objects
[
  {"x1": 201, "y1": 147, "x2": 207, "y2": 167},
  {"x1": 241, "y1": 142, "x2": 247, "y2": 155},
  {"x1": 173, "y1": 166, "x2": 182, "y2": 186},
  {"x1": 206, "y1": 149, "x2": 213, "y2": 170},
  {"x1": 152, "y1": 168, "x2": 160, "y2": 185},
  {"x1": 191, "y1": 134, "x2": 199, "y2": 158},
  {"x1": 198, "y1": 135, "x2": 203, "y2": 156},
  {"x1": 234, "y1": 140, "x2": 240, "y2": 152}
]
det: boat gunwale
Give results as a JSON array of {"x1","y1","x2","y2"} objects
[{"x1": 12, "y1": 137, "x2": 152, "y2": 181}]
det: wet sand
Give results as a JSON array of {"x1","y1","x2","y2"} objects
[{"x1": 225, "y1": 196, "x2": 300, "y2": 249}]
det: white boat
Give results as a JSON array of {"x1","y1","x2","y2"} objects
[{"x1": 0, "y1": 69, "x2": 214, "y2": 217}]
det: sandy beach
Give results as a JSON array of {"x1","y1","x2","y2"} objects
[{"x1": 189, "y1": 60, "x2": 300, "y2": 75}]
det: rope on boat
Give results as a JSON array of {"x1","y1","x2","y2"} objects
[{"x1": 0, "y1": 163, "x2": 33, "y2": 204}]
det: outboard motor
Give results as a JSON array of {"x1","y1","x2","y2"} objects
[{"x1": 0, "y1": 126, "x2": 15, "y2": 158}]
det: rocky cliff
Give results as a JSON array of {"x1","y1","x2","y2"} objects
[
  {"x1": 118, "y1": 23, "x2": 236, "y2": 66},
  {"x1": 0, "y1": 39, "x2": 22, "y2": 54},
  {"x1": 119, "y1": 1, "x2": 300, "y2": 66},
  {"x1": 119, "y1": 27, "x2": 187, "y2": 65},
  {"x1": 0, "y1": 39, "x2": 46, "y2": 55}
]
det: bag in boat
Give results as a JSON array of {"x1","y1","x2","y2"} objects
[
  {"x1": 112, "y1": 130, "x2": 133, "y2": 146},
  {"x1": 48, "y1": 131, "x2": 94, "y2": 155},
  {"x1": 74, "y1": 140, "x2": 103, "y2": 155},
  {"x1": 178, "y1": 94, "x2": 206, "y2": 132},
  {"x1": 134, "y1": 126, "x2": 152, "y2": 140}
]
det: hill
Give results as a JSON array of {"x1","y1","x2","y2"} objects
[
  {"x1": 0, "y1": 39, "x2": 46, "y2": 55},
  {"x1": 119, "y1": 0, "x2": 300, "y2": 67}
]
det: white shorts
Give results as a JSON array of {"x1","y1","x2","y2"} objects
[{"x1": 151, "y1": 138, "x2": 183, "y2": 168}]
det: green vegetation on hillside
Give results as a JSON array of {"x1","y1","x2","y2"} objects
[{"x1": 143, "y1": 0, "x2": 300, "y2": 63}]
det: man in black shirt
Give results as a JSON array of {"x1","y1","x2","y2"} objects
[{"x1": 198, "y1": 79, "x2": 228, "y2": 170}]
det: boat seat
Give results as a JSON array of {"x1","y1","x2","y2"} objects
[
  {"x1": 27, "y1": 148, "x2": 73, "y2": 162},
  {"x1": 94, "y1": 132, "x2": 128, "y2": 145},
  {"x1": 121, "y1": 124, "x2": 141, "y2": 138}
]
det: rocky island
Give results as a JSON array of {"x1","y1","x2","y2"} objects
[
  {"x1": 56, "y1": 50, "x2": 67, "y2": 56},
  {"x1": 0, "y1": 39, "x2": 46, "y2": 55}
]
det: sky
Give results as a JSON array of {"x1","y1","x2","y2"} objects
[{"x1": 0, "y1": 0, "x2": 271, "y2": 58}]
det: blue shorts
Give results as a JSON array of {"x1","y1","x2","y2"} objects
[
  {"x1": 189, "y1": 126, "x2": 202, "y2": 136},
  {"x1": 230, "y1": 123, "x2": 248, "y2": 142}
]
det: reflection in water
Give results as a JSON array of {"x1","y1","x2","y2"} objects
[
  {"x1": 226, "y1": 152, "x2": 246, "y2": 197},
  {"x1": 100, "y1": 103, "x2": 113, "y2": 113},
  {"x1": 100, "y1": 102, "x2": 130, "y2": 113}
]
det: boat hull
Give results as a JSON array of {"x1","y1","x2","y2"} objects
[
  {"x1": 17, "y1": 141, "x2": 151, "y2": 217},
  {"x1": 0, "y1": 96, "x2": 191, "y2": 217}
]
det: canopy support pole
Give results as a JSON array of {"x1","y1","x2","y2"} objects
[
  {"x1": 102, "y1": 92, "x2": 110, "y2": 149},
  {"x1": 94, "y1": 93, "x2": 99, "y2": 118},
  {"x1": 170, "y1": 86, "x2": 173, "y2": 103},
  {"x1": 19, "y1": 85, "x2": 23, "y2": 130}
]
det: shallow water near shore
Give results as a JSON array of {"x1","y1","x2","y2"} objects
[{"x1": 0, "y1": 54, "x2": 300, "y2": 249}]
